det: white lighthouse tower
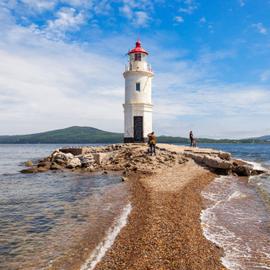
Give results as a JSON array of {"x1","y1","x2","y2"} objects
[{"x1": 123, "y1": 39, "x2": 154, "y2": 143}]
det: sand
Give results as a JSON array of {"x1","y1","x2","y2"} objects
[{"x1": 94, "y1": 159, "x2": 226, "y2": 270}]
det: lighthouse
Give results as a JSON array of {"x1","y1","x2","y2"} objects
[{"x1": 123, "y1": 40, "x2": 154, "y2": 143}]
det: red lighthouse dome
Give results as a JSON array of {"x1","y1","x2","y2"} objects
[{"x1": 128, "y1": 39, "x2": 149, "y2": 55}]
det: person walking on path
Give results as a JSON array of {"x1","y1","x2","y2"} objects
[
  {"x1": 148, "y1": 132, "x2": 157, "y2": 155},
  {"x1": 189, "y1": 131, "x2": 196, "y2": 147}
]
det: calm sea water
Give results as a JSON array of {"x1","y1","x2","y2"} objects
[
  {"x1": 0, "y1": 144, "x2": 129, "y2": 270},
  {"x1": 199, "y1": 143, "x2": 270, "y2": 270}
]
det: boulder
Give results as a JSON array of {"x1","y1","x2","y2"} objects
[
  {"x1": 80, "y1": 157, "x2": 94, "y2": 168},
  {"x1": 93, "y1": 152, "x2": 114, "y2": 165},
  {"x1": 66, "y1": 158, "x2": 81, "y2": 169},
  {"x1": 54, "y1": 158, "x2": 66, "y2": 165},
  {"x1": 218, "y1": 152, "x2": 231, "y2": 160},
  {"x1": 203, "y1": 156, "x2": 232, "y2": 170},
  {"x1": 50, "y1": 162, "x2": 63, "y2": 170},
  {"x1": 233, "y1": 165, "x2": 251, "y2": 176},
  {"x1": 184, "y1": 153, "x2": 204, "y2": 164},
  {"x1": 25, "y1": 160, "x2": 33, "y2": 167},
  {"x1": 21, "y1": 168, "x2": 36, "y2": 174},
  {"x1": 60, "y1": 148, "x2": 86, "y2": 156},
  {"x1": 52, "y1": 152, "x2": 74, "y2": 162}
]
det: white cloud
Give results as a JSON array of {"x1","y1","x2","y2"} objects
[
  {"x1": 43, "y1": 7, "x2": 86, "y2": 39},
  {"x1": 252, "y1": 23, "x2": 267, "y2": 35},
  {"x1": 0, "y1": 19, "x2": 124, "y2": 134},
  {"x1": 199, "y1": 17, "x2": 206, "y2": 24},
  {"x1": 134, "y1": 11, "x2": 149, "y2": 26},
  {"x1": 120, "y1": 4, "x2": 132, "y2": 19},
  {"x1": 20, "y1": 0, "x2": 57, "y2": 11},
  {"x1": 179, "y1": 0, "x2": 198, "y2": 14},
  {"x1": 61, "y1": 0, "x2": 92, "y2": 7},
  {"x1": 119, "y1": 1, "x2": 151, "y2": 27},
  {"x1": 174, "y1": 16, "x2": 184, "y2": 23}
]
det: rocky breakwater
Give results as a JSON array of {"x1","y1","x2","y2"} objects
[
  {"x1": 21, "y1": 144, "x2": 265, "y2": 178},
  {"x1": 20, "y1": 144, "x2": 188, "y2": 176},
  {"x1": 157, "y1": 144, "x2": 266, "y2": 176}
]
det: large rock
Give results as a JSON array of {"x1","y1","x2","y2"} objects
[
  {"x1": 21, "y1": 168, "x2": 36, "y2": 173},
  {"x1": 60, "y1": 148, "x2": 84, "y2": 156},
  {"x1": 66, "y1": 158, "x2": 81, "y2": 169},
  {"x1": 218, "y1": 152, "x2": 231, "y2": 160},
  {"x1": 233, "y1": 164, "x2": 251, "y2": 176},
  {"x1": 184, "y1": 153, "x2": 204, "y2": 164},
  {"x1": 52, "y1": 152, "x2": 74, "y2": 161},
  {"x1": 54, "y1": 158, "x2": 66, "y2": 165},
  {"x1": 80, "y1": 157, "x2": 94, "y2": 168},
  {"x1": 203, "y1": 155, "x2": 232, "y2": 170},
  {"x1": 25, "y1": 160, "x2": 33, "y2": 167},
  {"x1": 93, "y1": 152, "x2": 114, "y2": 165},
  {"x1": 50, "y1": 162, "x2": 63, "y2": 170}
]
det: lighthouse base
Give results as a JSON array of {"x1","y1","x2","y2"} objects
[{"x1": 124, "y1": 137, "x2": 147, "y2": 143}]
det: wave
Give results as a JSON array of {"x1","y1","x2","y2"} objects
[
  {"x1": 246, "y1": 160, "x2": 268, "y2": 171},
  {"x1": 80, "y1": 203, "x2": 132, "y2": 270},
  {"x1": 235, "y1": 158, "x2": 268, "y2": 172},
  {"x1": 201, "y1": 175, "x2": 270, "y2": 270}
]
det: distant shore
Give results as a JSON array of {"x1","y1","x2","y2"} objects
[{"x1": 1, "y1": 126, "x2": 269, "y2": 144}]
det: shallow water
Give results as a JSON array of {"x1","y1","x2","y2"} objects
[
  {"x1": 0, "y1": 144, "x2": 129, "y2": 270},
  {"x1": 200, "y1": 143, "x2": 270, "y2": 270}
]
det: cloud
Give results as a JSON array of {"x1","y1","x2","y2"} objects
[
  {"x1": 20, "y1": 0, "x2": 57, "y2": 12},
  {"x1": 0, "y1": 17, "x2": 124, "y2": 134},
  {"x1": 134, "y1": 11, "x2": 149, "y2": 26},
  {"x1": 179, "y1": 0, "x2": 198, "y2": 14},
  {"x1": 199, "y1": 16, "x2": 206, "y2": 24},
  {"x1": 252, "y1": 23, "x2": 268, "y2": 35},
  {"x1": 174, "y1": 16, "x2": 184, "y2": 23},
  {"x1": 119, "y1": 1, "x2": 151, "y2": 27},
  {"x1": 44, "y1": 7, "x2": 86, "y2": 39}
]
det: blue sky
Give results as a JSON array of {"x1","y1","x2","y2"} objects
[{"x1": 0, "y1": 0, "x2": 270, "y2": 138}]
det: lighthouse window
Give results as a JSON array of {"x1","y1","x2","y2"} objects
[
  {"x1": 135, "y1": 53, "x2": 141, "y2": 61},
  {"x1": 136, "y1": 82, "x2": 141, "y2": 91}
]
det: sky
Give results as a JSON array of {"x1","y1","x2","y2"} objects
[{"x1": 0, "y1": 0, "x2": 270, "y2": 138}]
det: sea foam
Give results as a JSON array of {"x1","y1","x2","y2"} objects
[
  {"x1": 201, "y1": 175, "x2": 270, "y2": 270},
  {"x1": 80, "y1": 203, "x2": 132, "y2": 270}
]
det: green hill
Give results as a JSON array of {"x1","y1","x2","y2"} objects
[
  {"x1": 0, "y1": 126, "x2": 269, "y2": 144},
  {"x1": 0, "y1": 126, "x2": 123, "y2": 144}
]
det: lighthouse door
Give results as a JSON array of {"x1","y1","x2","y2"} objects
[{"x1": 134, "y1": 116, "x2": 143, "y2": 142}]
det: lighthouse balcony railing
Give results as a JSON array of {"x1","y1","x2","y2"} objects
[{"x1": 125, "y1": 64, "x2": 152, "y2": 72}]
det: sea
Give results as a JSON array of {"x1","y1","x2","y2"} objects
[
  {"x1": 0, "y1": 143, "x2": 269, "y2": 270},
  {"x1": 0, "y1": 144, "x2": 130, "y2": 270},
  {"x1": 199, "y1": 143, "x2": 270, "y2": 270}
]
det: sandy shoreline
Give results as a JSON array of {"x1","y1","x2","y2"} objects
[{"x1": 94, "y1": 160, "x2": 226, "y2": 270}]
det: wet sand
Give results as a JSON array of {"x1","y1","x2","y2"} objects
[{"x1": 94, "y1": 160, "x2": 226, "y2": 270}]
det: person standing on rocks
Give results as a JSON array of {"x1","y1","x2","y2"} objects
[
  {"x1": 189, "y1": 131, "x2": 196, "y2": 147},
  {"x1": 148, "y1": 132, "x2": 157, "y2": 155}
]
